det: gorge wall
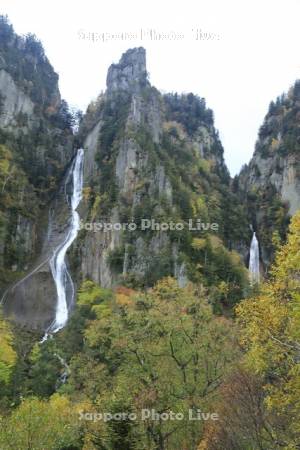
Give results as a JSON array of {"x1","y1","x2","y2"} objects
[
  {"x1": 1, "y1": 15, "x2": 299, "y2": 330},
  {"x1": 74, "y1": 47, "x2": 249, "y2": 305},
  {"x1": 0, "y1": 17, "x2": 75, "y2": 328},
  {"x1": 237, "y1": 81, "x2": 300, "y2": 267}
]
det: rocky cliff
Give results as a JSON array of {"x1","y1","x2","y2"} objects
[
  {"x1": 237, "y1": 80, "x2": 300, "y2": 267},
  {"x1": 75, "y1": 47, "x2": 248, "y2": 305},
  {"x1": 0, "y1": 16, "x2": 75, "y2": 328}
]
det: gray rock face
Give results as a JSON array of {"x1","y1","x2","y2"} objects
[
  {"x1": 243, "y1": 150, "x2": 300, "y2": 216},
  {"x1": 242, "y1": 83, "x2": 300, "y2": 217},
  {"x1": 77, "y1": 47, "x2": 231, "y2": 289},
  {"x1": 83, "y1": 120, "x2": 102, "y2": 182},
  {"x1": 80, "y1": 208, "x2": 121, "y2": 287},
  {"x1": 174, "y1": 261, "x2": 188, "y2": 288},
  {"x1": 149, "y1": 165, "x2": 172, "y2": 203},
  {"x1": 115, "y1": 138, "x2": 139, "y2": 193},
  {"x1": 0, "y1": 69, "x2": 34, "y2": 127},
  {"x1": 239, "y1": 151, "x2": 292, "y2": 267},
  {"x1": 77, "y1": 48, "x2": 170, "y2": 287},
  {"x1": 126, "y1": 91, "x2": 162, "y2": 143},
  {"x1": 106, "y1": 47, "x2": 147, "y2": 94},
  {"x1": 244, "y1": 149, "x2": 300, "y2": 216},
  {"x1": 281, "y1": 156, "x2": 300, "y2": 215},
  {"x1": 2, "y1": 162, "x2": 78, "y2": 329},
  {"x1": 0, "y1": 66, "x2": 75, "y2": 328},
  {"x1": 3, "y1": 268, "x2": 57, "y2": 329},
  {"x1": 15, "y1": 216, "x2": 36, "y2": 262},
  {"x1": 79, "y1": 77, "x2": 165, "y2": 286},
  {"x1": 145, "y1": 91, "x2": 162, "y2": 144}
]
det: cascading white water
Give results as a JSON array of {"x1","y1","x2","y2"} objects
[
  {"x1": 249, "y1": 232, "x2": 260, "y2": 284},
  {"x1": 50, "y1": 148, "x2": 84, "y2": 332}
]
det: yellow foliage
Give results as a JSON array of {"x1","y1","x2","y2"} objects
[
  {"x1": 198, "y1": 158, "x2": 213, "y2": 174},
  {"x1": 163, "y1": 121, "x2": 186, "y2": 139},
  {"x1": 0, "y1": 313, "x2": 17, "y2": 384},
  {"x1": 91, "y1": 194, "x2": 101, "y2": 220},
  {"x1": 236, "y1": 211, "x2": 300, "y2": 444},
  {"x1": 29, "y1": 342, "x2": 41, "y2": 363},
  {"x1": 271, "y1": 137, "x2": 280, "y2": 151},
  {"x1": 0, "y1": 394, "x2": 81, "y2": 449},
  {"x1": 91, "y1": 303, "x2": 111, "y2": 319},
  {"x1": 191, "y1": 238, "x2": 206, "y2": 250},
  {"x1": 82, "y1": 186, "x2": 92, "y2": 202},
  {"x1": 209, "y1": 235, "x2": 223, "y2": 250},
  {"x1": 218, "y1": 281, "x2": 229, "y2": 296},
  {"x1": 191, "y1": 196, "x2": 208, "y2": 218},
  {"x1": 229, "y1": 250, "x2": 243, "y2": 266}
]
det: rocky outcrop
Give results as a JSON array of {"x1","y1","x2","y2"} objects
[
  {"x1": 238, "y1": 80, "x2": 300, "y2": 266},
  {"x1": 0, "y1": 17, "x2": 75, "y2": 328},
  {"x1": 0, "y1": 69, "x2": 34, "y2": 127},
  {"x1": 1, "y1": 149, "x2": 86, "y2": 330},
  {"x1": 281, "y1": 155, "x2": 300, "y2": 215},
  {"x1": 77, "y1": 47, "x2": 237, "y2": 289},
  {"x1": 242, "y1": 151, "x2": 300, "y2": 217},
  {"x1": 106, "y1": 47, "x2": 148, "y2": 94},
  {"x1": 1, "y1": 156, "x2": 80, "y2": 329}
]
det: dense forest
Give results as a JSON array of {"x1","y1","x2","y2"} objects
[{"x1": 0, "y1": 213, "x2": 299, "y2": 449}]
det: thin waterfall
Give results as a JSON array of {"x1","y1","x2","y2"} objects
[
  {"x1": 249, "y1": 232, "x2": 260, "y2": 284},
  {"x1": 50, "y1": 148, "x2": 84, "y2": 332}
]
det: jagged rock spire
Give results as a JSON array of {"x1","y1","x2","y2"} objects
[{"x1": 106, "y1": 47, "x2": 148, "y2": 93}]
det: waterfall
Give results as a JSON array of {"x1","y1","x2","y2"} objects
[
  {"x1": 54, "y1": 353, "x2": 71, "y2": 387},
  {"x1": 50, "y1": 148, "x2": 84, "y2": 333},
  {"x1": 249, "y1": 232, "x2": 260, "y2": 284}
]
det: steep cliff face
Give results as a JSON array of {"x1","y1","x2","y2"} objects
[
  {"x1": 76, "y1": 47, "x2": 248, "y2": 302},
  {"x1": 0, "y1": 17, "x2": 75, "y2": 327},
  {"x1": 1, "y1": 36, "x2": 249, "y2": 329},
  {"x1": 238, "y1": 80, "x2": 300, "y2": 266}
]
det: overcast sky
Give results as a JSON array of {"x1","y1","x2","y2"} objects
[{"x1": 1, "y1": 0, "x2": 300, "y2": 175}]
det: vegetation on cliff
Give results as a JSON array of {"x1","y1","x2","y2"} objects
[
  {"x1": 0, "y1": 16, "x2": 75, "y2": 287},
  {"x1": 79, "y1": 83, "x2": 249, "y2": 303}
]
